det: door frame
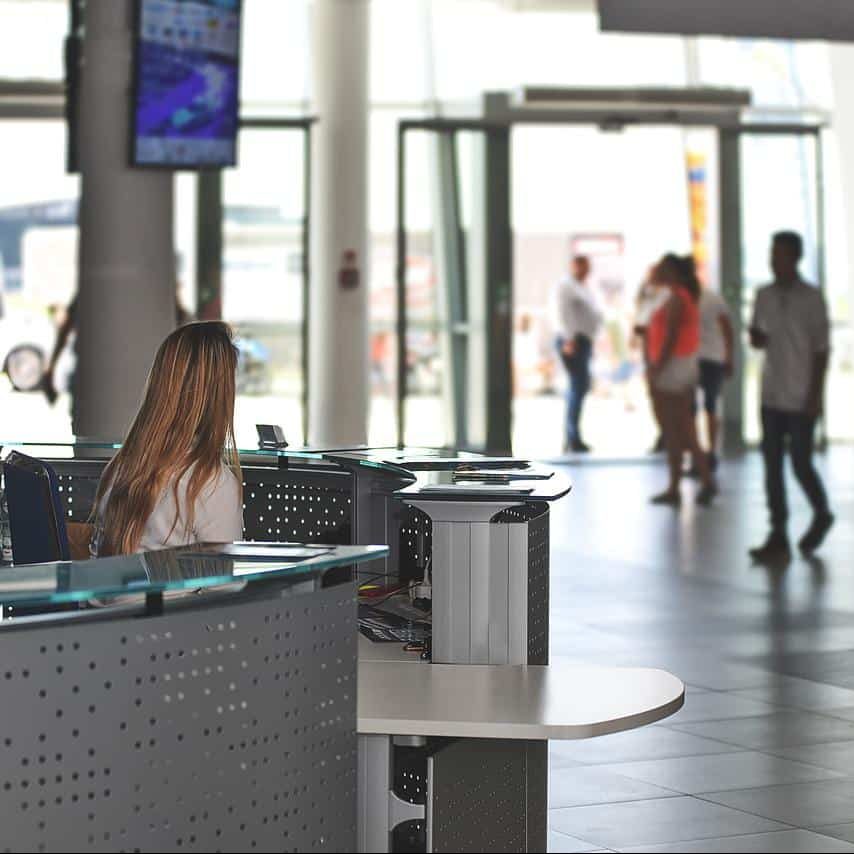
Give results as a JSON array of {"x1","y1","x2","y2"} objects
[
  {"x1": 723, "y1": 122, "x2": 827, "y2": 451},
  {"x1": 396, "y1": 118, "x2": 510, "y2": 452},
  {"x1": 201, "y1": 117, "x2": 315, "y2": 444},
  {"x1": 395, "y1": 89, "x2": 828, "y2": 455}
]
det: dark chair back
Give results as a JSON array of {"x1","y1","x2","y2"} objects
[{"x1": 3, "y1": 451, "x2": 71, "y2": 565}]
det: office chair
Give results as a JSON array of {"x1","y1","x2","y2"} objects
[{"x1": 3, "y1": 451, "x2": 71, "y2": 565}]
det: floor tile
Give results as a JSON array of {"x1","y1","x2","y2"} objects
[
  {"x1": 619, "y1": 828, "x2": 854, "y2": 852},
  {"x1": 547, "y1": 829, "x2": 603, "y2": 852},
  {"x1": 668, "y1": 710, "x2": 854, "y2": 749},
  {"x1": 666, "y1": 691, "x2": 779, "y2": 724},
  {"x1": 744, "y1": 650, "x2": 854, "y2": 688},
  {"x1": 701, "y1": 779, "x2": 854, "y2": 827},
  {"x1": 595, "y1": 750, "x2": 840, "y2": 794},
  {"x1": 549, "y1": 725, "x2": 739, "y2": 765},
  {"x1": 549, "y1": 796, "x2": 785, "y2": 849},
  {"x1": 541, "y1": 454, "x2": 854, "y2": 849},
  {"x1": 816, "y1": 823, "x2": 854, "y2": 844},
  {"x1": 770, "y1": 740, "x2": 854, "y2": 773},
  {"x1": 733, "y1": 677, "x2": 854, "y2": 712},
  {"x1": 636, "y1": 658, "x2": 774, "y2": 692},
  {"x1": 818, "y1": 706, "x2": 854, "y2": 722},
  {"x1": 549, "y1": 748, "x2": 585, "y2": 770},
  {"x1": 549, "y1": 765, "x2": 679, "y2": 808}
]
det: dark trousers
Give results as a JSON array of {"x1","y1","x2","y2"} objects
[
  {"x1": 556, "y1": 334, "x2": 592, "y2": 445},
  {"x1": 761, "y1": 407, "x2": 830, "y2": 533}
]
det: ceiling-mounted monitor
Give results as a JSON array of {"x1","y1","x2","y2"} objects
[{"x1": 131, "y1": 0, "x2": 243, "y2": 169}]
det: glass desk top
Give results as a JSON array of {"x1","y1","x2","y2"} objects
[
  {"x1": 0, "y1": 441, "x2": 569, "y2": 498},
  {"x1": 395, "y1": 463, "x2": 572, "y2": 502},
  {"x1": 0, "y1": 441, "x2": 467, "y2": 476},
  {"x1": 0, "y1": 439, "x2": 324, "y2": 462},
  {"x1": 0, "y1": 543, "x2": 388, "y2": 607},
  {"x1": 0, "y1": 441, "x2": 526, "y2": 483}
]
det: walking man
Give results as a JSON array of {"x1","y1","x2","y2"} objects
[
  {"x1": 749, "y1": 231, "x2": 834, "y2": 562},
  {"x1": 554, "y1": 254, "x2": 602, "y2": 453}
]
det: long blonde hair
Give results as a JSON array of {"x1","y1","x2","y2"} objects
[{"x1": 95, "y1": 321, "x2": 242, "y2": 556}]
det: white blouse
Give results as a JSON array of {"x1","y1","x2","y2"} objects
[{"x1": 92, "y1": 464, "x2": 244, "y2": 556}]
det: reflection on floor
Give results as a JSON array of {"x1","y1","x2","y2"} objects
[{"x1": 548, "y1": 448, "x2": 854, "y2": 853}]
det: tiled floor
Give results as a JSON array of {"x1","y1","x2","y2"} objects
[{"x1": 547, "y1": 448, "x2": 854, "y2": 852}]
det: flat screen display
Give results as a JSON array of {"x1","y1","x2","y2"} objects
[{"x1": 132, "y1": 0, "x2": 243, "y2": 168}]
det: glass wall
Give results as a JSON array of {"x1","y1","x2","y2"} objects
[
  {"x1": 223, "y1": 128, "x2": 307, "y2": 447},
  {"x1": 740, "y1": 133, "x2": 821, "y2": 443},
  {"x1": 698, "y1": 39, "x2": 851, "y2": 442},
  {"x1": 0, "y1": 2, "x2": 74, "y2": 439},
  {"x1": 239, "y1": 0, "x2": 311, "y2": 116},
  {"x1": 697, "y1": 39, "x2": 833, "y2": 109},
  {"x1": 367, "y1": 111, "x2": 409, "y2": 447},
  {"x1": 0, "y1": 120, "x2": 78, "y2": 441},
  {"x1": 430, "y1": 2, "x2": 689, "y2": 97},
  {"x1": 511, "y1": 125, "x2": 692, "y2": 458},
  {"x1": 2, "y1": 0, "x2": 851, "y2": 451},
  {"x1": 0, "y1": 0, "x2": 66, "y2": 80}
]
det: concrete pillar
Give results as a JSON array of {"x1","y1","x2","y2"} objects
[
  {"x1": 308, "y1": 0, "x2": 370, "y2": 446},
  {"x1": 828, "y1": 46, "x2": 854, "y2": 338},
  {"x1": 73, "y1": 0, "x2": 175, "y2": 440}
]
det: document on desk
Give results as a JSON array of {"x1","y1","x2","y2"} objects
[
  {"x1": 420, "y1": 483, "x2": 534, "y2": 495},
  {"x1": 453, "y1": 470, "x2": 553, "y2": 483}
]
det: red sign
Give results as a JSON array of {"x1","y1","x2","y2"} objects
[{"x1": 338, "y1": 249, "x2": 360, "y2": 290}]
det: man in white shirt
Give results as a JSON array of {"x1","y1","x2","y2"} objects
[
  {"x1": 553, "y1": 255, "x2": 603, "y2": 453},
  {"x1": 696, "y1": 286, "x2": 734, "y2": 470},
  {"x1": 749, "y1": 231, "x2": 833, "y2": 563}
]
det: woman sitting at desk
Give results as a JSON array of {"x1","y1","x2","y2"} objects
[{"x1": 91, "y1": 321, "x2": 243, "y2": 556}]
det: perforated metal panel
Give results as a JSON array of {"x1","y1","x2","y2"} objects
[
  {"x1": 525, "y1": 506, "x2": 549, "y2": 666},
  {"x1": 241, "y1": 467, "x2": 353, "y2": 545},
  {"x1": 491, "y1": 502, "x2": 550, "y2": 666},
  {"x1": 47, "y1": 461, "x2": 356, "y2": 547},
  {"x1": 391, "y1": 745, "x2": 428, "y2": 853},
  {"x1": 428, "y1": 739, "x2": 527, "y2": 853},
  {"x1": 52, "y1": 462, "x2": 103, "y2": 524},
  {"x1": 0, "y1": 582, "x2": 358, "y2": 853},
  {"x1": 524, "y1": 741, "x2": 548, "y2": 853},
  {"x1": 397, "y1": 506, "x2": 432, "y2": 584}
]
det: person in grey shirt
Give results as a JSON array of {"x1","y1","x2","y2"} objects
[
  {"x1": 749, "y1": 231, "x2": 833, "y2": 563},
  {"x1": 552, "y1": 254, "x2": 603, "y2": 453}
]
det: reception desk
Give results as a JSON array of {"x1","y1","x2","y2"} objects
[
  {"x1": 0, "y1": 542, "x2": 387, "y2": 853},
  {"x1": 0, "y1": 442, "x2": 683, "y2": 854}
]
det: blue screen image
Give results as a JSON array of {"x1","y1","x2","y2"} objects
[{"x1": 133, "y1": 0, "x2": 242, "y2": 167}]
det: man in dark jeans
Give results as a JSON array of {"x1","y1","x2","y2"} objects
[
  {"x1": 554, "y1": 255, "x2": 602, "y2": 453},
  {"x1": 558, "y1": 333, "x2": 593, "y2": 452},
  {"x1": 749, "y1": 231, "x2": 834, "y2": 562}
]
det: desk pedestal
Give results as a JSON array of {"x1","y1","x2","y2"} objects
[
  {"x1": 358, "y1": 734, "x2": 545, "y2": 854},
  {"x1": 361, "y1": 497, "x2": 551, "y2": 853},
  {"x1": 405, "y1": 499, "x2": 549, "y2": 667}
]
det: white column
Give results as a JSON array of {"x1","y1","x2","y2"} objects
[
  {"x1": 828, "y1": 46, "x2": 854, "y2": 326},
  {"x1": 308, "y1": 0, "x2": 371, "y2": 446},
  {"x1": 73, "y1": 0, "x2": 175, "y2": 440}
]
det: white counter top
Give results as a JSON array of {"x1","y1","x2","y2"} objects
[{"x1": 357, "y1": 657, "x2": 684, "y2": 740}]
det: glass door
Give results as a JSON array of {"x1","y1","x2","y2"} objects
[
  {"x1": 0, "y1": 119, "x2": 79, "y2": 441},
  {"x1": 394, "y1": 121, "x2": 506, "y2": 451},
  {"x1": 220, "y1": 124, "x2": 310, "y2": 447},
  {"x1": 737, "y1": 126, "x2": 831, "y2": 443},
  {"x1": 510, "y1": 124, "x2": 695, "y2": 459}
]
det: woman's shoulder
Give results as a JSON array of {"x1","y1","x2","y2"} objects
[{"x1": 198, "y1": 464, "x2": 241, "y2": 500}]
